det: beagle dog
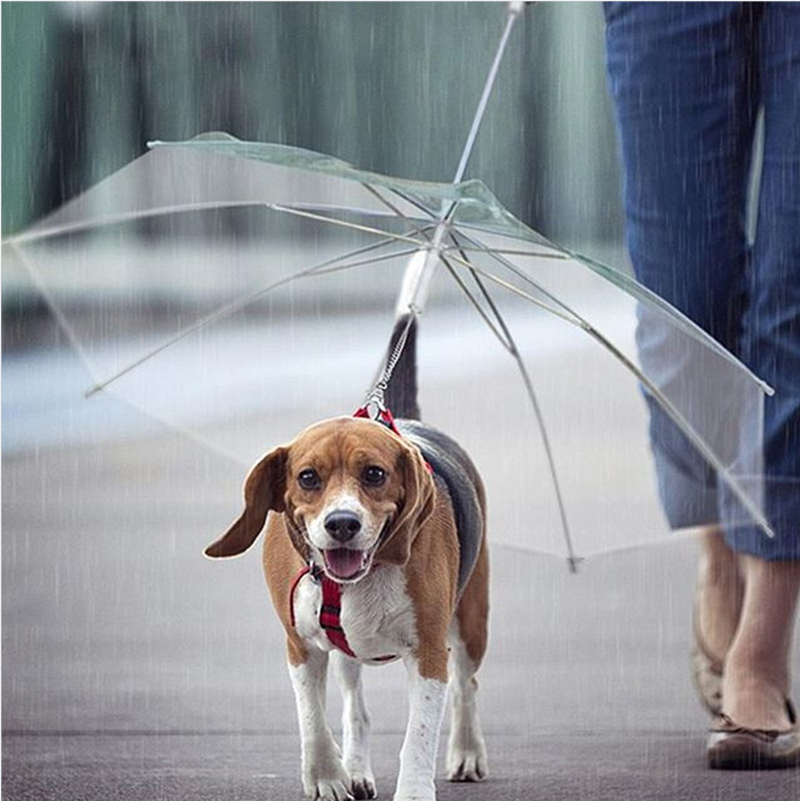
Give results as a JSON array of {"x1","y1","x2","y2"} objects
[{"x1": 205, "y1": 315, "x2": 489, "y2": 801}]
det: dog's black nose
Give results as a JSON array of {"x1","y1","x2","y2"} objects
[{"x1": 324, "y1": 511, "x2": 362, "y2": 542}]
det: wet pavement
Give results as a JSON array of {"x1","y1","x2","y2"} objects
[{"x1": 6, "y1": 729, "x2": 800, "y2": 801}]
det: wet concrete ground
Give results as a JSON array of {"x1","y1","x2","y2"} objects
[{"x1": 6, "y1": 729, "x2": 800, "y2": 801}]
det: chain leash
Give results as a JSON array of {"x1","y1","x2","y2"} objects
[{"x1": 362, "y1": 307, "x2": 419, "y2": 418}]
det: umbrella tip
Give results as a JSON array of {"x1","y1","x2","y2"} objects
[
  {"x1": 761, "y1": 522, "x2": 777, "y2": 540},
  {"x1": 84, "y1": 384, "x2": 103, "y2": 399},
  {"x1": 567, "y1": 556, "x2": 583, "y2": 574}
]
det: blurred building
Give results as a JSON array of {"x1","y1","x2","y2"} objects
[{"x1": 2, "y1": 2, "x2": 623, "y2": 247}]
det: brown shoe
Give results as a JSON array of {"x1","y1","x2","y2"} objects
[{"x1": 707, "y1": 700, "x2": 800, "y2": 769}]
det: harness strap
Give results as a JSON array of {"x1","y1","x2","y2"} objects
[
  {"x1": 318, "y1": 570, "x2": 358, "y2": 658},
  {"x1": 289, "y1": 563, "x2": 395, "y2": 662},
  {"x1": 288, "y1": 565, "x2": 311, "y2": 628}
]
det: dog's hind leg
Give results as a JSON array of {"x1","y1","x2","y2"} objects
[
  {"x1": 446, "y1": 542, "x2": 489, "y2": 782},
  {"x1": 288, "y1": 648, "x2": 352, "y2": 801},
  {"x1": 332, "y1": 652, "x2": 376, "y2": 800}
]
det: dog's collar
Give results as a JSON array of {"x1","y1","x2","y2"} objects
[{"x1": 289, "y1": 562, "x2": 396, "y2": 663}]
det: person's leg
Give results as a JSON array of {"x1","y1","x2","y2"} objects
[
  {"x1": 723, "y1": 557, "x2": 800, "y2": 729},
  {"x1": 697, "y1": 526, "x2": 744, "y2": 665},
  {"x1": 604, "y1": 1, "x2": 758, "y2": 696},
  {"x1": 692, "y1": 526, "x2": 745, "y2": 716},
  {"x1": 722, "y1": 2, "x2": 800, "y2": 561},
  {"x1": 604, "y1": 1, "x2": 758, "y2": 530},
  {"x1": 719, "y1": 1, "x2": 800, "y2": 732}
]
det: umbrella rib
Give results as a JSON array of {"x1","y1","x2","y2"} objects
[
  {"x1": 6, "y1": 240, "x2": 103, "y2": 385},
  {"x1": 461, "y1": 268, "x2": 581, "y2": 567},
  {"x1": 265, "y1": 201, "x2": 427, "y2": 220},
  {"x1": 443, "y1": 244, "x2": 568, "y2": 261},
  {"x1": 442, "y1": 219, "x2": 553, "y2": 248},
  {"x1": 361, "y1": 184, "x2": 428, "y2": 225},
  {"x1": 449, "y1": 234, "x2": 776, "y2": 540},
  {"x1": 1, "y1": 199, "x2": 430, "y2": 249},
  {"x1": 383, "y1": 187, "x2": 442, "y2": 224},
  {"x1": 83, "y1": 238, "x2": 425, "y2": 398},
  {"x1": 470, "y1": 286, "x2": 582, "y2": 572},
  {"x1": 2, "y1": 200, "x2": 272, "y2": 246},
  {"x1": 269, "y1": 204, "x2": 430, "y2": 249},
  {"x1": 453, "y1": 233, "x2": 586, "y2": 323},
  {"x1": 443, "y1": 252, "x2": 580, "y2": 325},
  {"x1": 441, "y1": 243, "x2": 581, "y2": 573},
  {"x1": 573, "y1": 250, "x2": 774, "y2": 396},
  {"x1": 438, "y1": 257, "x2": 513, "y2": 352},
  {"x1": 306, "y1": 246, "x2": 423, "y2": 277}
]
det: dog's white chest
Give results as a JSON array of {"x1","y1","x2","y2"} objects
[{"x1": 293, "y1": 565, "x2": 417, "y2": 663}]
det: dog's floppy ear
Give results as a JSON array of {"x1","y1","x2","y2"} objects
[
  {"x1": 204, "y1": 446, "x2": 288, "y2": 558},
  {"x1": 377, "y1": 442, "x2": 436, "y2": 566}
]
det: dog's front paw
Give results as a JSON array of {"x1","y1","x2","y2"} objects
[
  {"x1": 304, "y1": 774, "x2": 354, "y2": 801},
  {"x1": 309, "y1": 778, "x2": 353, "y2": 801},
  {"x1": 446, "y1": 742, "x2": 488, "y2": 783},
  {"x1": 303, "y1": 761, "x2": 354, "y2": 801},
  {"x1": 349, "y1": 771, "x2": 376, "y2": 800}
]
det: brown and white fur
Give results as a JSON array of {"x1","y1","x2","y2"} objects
[{"x1": 205, "y1": 313, "x2": 489, "y2": 801}]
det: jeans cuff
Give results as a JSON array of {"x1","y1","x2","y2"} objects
[{"x1": 654, "y1": 448, "x2": 719, "y2": 530}]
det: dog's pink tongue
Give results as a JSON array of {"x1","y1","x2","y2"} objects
[{"x1": 324, "y1": 548, "x2": 364, "y2": 579}]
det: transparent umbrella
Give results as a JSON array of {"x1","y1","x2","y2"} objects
[{"x1": 1, "y1": 2, "x2": 774, "y2": 568}]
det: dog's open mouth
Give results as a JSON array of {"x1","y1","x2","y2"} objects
[{"x1": 323, "y1": 548, "x2": 370, "y2": 581}]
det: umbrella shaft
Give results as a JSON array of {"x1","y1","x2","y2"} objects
[
  {"x1": 397, "y1": 2, "x2": 525, "y2": 317},
  {"x1": 452, "y1": 3, "x2": 524, "y2": 185}
]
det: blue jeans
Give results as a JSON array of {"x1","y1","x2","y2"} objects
[{"x1": 604, "y1": 2, "x2": 800, "y2": 559}]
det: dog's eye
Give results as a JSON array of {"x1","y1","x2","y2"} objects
[
  {"x1": 362, "y1": 466, "x2": 387, "y2": 487},
  {"x1": 297, "y1": 469, "x2": 321, "y2": 491}
]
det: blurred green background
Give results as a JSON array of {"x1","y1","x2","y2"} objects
[{"x1": 2, "y1": 1, "x2": 623, "y2": 246}]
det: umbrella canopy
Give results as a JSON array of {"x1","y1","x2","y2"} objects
[{"x1": 2, "y1": 133, "x2": 773, "y2": 563}]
